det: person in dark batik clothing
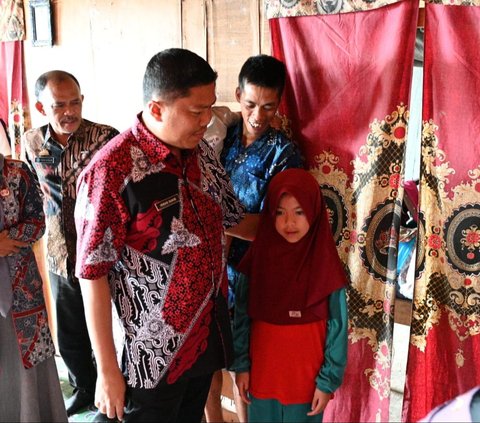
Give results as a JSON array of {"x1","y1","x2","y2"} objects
[
  {"x1": 22, "y1": 70, "x2": 119, "y2": 416},
  {"x1": 205, "y1": 55, "x2": 303, "y2": 423},
  {"x1": 74, "y1": 48, "x2": 256, "y2": 423},
  {"x1": 0, "y1": 154, "x2": 67, "y2": 422}
]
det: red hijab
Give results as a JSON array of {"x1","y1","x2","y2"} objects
[{"x1": 238, "y1": 168, "x2": 347, "y2": 325}]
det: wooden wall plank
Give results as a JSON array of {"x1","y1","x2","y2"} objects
[
  {"x1": 24, "y1": 0, "x2": 183, "y2": 132},
  {"x1": 260, "y1": 0, "x2": 271, "y2": 54},
  {"x1": 182, "y1": 0, "x2": 207, "y2": 59},
  {"x1": 23, "y1": 1, "x2": 268, "y2": 125},
  {"x1": 206, "y1": 0, "x2": 262, "y2": 102}
]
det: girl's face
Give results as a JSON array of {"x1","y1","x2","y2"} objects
[{"x1": 275, "y1": 193, "x2": 310, "y2": 243}]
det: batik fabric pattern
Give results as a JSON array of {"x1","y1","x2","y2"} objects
[
  {"x1": 403, "y1": 2, "x2": 480, "y2": 421},
  {"x1": 267, "y1": 0, "x2": 418, "y2": 420},
  {"x1": 75, "y1": 114, "x2": 245, "y2": 388},
  {"x1": 265, "y1": 0, "x2": 402, "y2": 17},
  {"x1": 1, "y1": 158, "x2": 54, "y2": 368},
  {"x1": 22, "y1": 119, "x2": 119, "y2": 278}
]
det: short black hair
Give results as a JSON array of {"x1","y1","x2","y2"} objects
[
  {"x1": 238, "y1": 55, "x2": 286, "y2": 98},
  {"x1": 35, "y1": 70, "x2": 81, "y2": 100},
  {"x1": 143, "y1": 48, "x2": 218, "y2": 105}
]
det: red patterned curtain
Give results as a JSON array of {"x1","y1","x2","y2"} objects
[
  {"x1": 402, "y1": 2, "x2": 480, "y2": 421},
  {"x1": 0, "y1": 0, "x2": 29, "y2": 157},
  {"x1": 267, "y1": 0, "x2": 418, "y2": 421}
]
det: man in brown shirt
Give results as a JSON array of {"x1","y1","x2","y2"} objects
[{"x1": 22, "y1": 70, "x2": 119, "y2": 416}]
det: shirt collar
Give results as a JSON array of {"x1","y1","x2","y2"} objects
[
  {"x1": 43, "y1": 119, "x2": 86, "y2": 147},
  {"x1": 131, "y1": 112, "x2": 194, "y2": 165},
  {"x1": 232, "y1": 120, "x2": 274, "y2": 147}
]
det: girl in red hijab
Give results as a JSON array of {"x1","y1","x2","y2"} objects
[{"x1": 231, "y1": 168, "x2": 348, "y2": 422}]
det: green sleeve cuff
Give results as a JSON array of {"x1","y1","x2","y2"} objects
[
  {"x1": 228, "y1": 273, "x2": 251, "y2": 372},
  {"x1": 316, "y1": 288, "x2": 348, "y2": 393}
]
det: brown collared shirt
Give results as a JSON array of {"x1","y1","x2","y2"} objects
[{"x1": 22, "y1": 119, "x2": 119, "y2": 278}]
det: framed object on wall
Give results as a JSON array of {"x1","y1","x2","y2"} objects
[{"x1": 29, "y1": 0, "x2": 53, "y2": 47}]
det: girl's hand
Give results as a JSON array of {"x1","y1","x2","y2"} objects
[
  {"x1": 0, "y1": 230, "x2": 28, "y2": 257},
  {"x1": 307, "y1": 388, "x2": 331, "y2": 416},
  {"x1": 235, "y1": 371, "x2": 251, "y2": 404}
]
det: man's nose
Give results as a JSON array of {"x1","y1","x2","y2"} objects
[
  {"x1": 64, "y1": 105, "x2": 75, "y2": 115},
  {"x1": 201, "y1": 109, "x2": 212, "y2": 126},
  {"x1": 252, "y1": 107, "x2": 264, "y2": 121}
]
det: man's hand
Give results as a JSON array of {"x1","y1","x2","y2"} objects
[
  {"x1": 95, "y1": 367, "x2": 126, "y2": 420},
  {"x1": 235, "y1": 371, "x2": 251, "y2": 404},
  {"x1": 226, "y1": 214, "x2": 259, "y2": 241},
  {"x1": 80, "y1": 276, "x2": 125, "y2": 420},
  {"x1": 307, "y1": 388, "x2": 331, "y2": 416},
  {"x1": 0, "y1": 230, "x2": 28, "y2": 257}
]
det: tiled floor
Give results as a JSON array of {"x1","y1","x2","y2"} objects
[{"x1": 56, "y1": 356, "x2": 97, "y2": 422}]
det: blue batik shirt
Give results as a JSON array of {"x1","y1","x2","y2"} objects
[{"x1": 221, "y1": 121, "x2": 303, "y2": 307}]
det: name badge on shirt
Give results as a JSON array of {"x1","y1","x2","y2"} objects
[
  {"x1": 289, "y1": 311, "x2": 302, "y2": 318},
  {"x1": 35, "y1": 156, "x2": 55, "y2": 164},
  {"x1": 154, "y1": 194, "x2": 180, "y2": 211}
]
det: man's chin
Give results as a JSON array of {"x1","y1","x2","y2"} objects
[
  {"x1": 61, "y1": 123, "x2": 80, "y2": 133},
  {"x1": 248, "y1": 126, "x2": 267, "y2": 139},
  {"x1": 192, "y1": 133, "x2": 206, "y2": 143}
]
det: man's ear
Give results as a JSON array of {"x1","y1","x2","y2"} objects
[
  {"x1": 235, "y1": 87, "x2": 241, "y2": 102},
  {"x1": 35, "y1": 101, "x2": 46, "y2": 116},
  {"x1": 147, "y1": 100, "x2": 164, "y2": 122}
]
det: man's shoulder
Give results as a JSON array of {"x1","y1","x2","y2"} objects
[
  {"x1": 224, "y1": 121, "x2": 241, "y2": 142},
  {"x1": 83, "y1": 119, "x2": 117, "y2": 130},
  {"x1": 76, "y1": 120, "x2": 120, "y2": 157},
  {"x1": 82, "y1": 119, "x2": 120, "y2": 139},
  {"x1": 268, "y1": 128, "x2": 302, "y2": 155},
  {"x1": 89, "y1": 127, "x2": 133, "y2": 159},
  {"x1": 5, "y1": 157, "x2": 27, "y2": 170},
  {"x1": 23, "y1": 125, "x2": 48, "y2": 145},
  {"x1": 3, "y1": 158, "x2": 33, "y2": 181},
  {"x1": 198, "y1": 139, "x2": 218, "y2": 158},
  {"x1": 267, "y1": 127, "x2": 294, "y2": 145},
  {"x1": 79, "y1": 128, "x2": 154, "y2": 199},
  {"x1": 82, "y1": 127, "x2": 135, "y2": 174},
  {"x1": 264, "y1": 128, "x2": 304, "y2": 169}
]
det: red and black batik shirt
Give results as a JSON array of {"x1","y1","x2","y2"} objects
[{"x1": 75, "y1": 114, "x2": 244, "y2": 388}]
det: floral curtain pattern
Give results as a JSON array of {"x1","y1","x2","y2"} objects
[
  {"x1": 265, "y1": 0, "x2": 402, "y2": 17},
  {"x1": 0, "y1": 0, "x2": 28, "y2": 157},
  {"x1": 402, "y1": 2, "x2": 480, "y2": 421},
  {"x1": 267, "y1": 0, "x2": 418, "y2": 420}
]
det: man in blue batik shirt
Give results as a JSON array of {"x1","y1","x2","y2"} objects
[
  {"x1": 205, "y1": 55, "x2": 303, "y2": 423},
  {"x1": 221, "y1": 55, "x2": 303, "y2": 304}
]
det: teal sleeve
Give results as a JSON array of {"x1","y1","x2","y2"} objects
[
  {"x1": 228, "y1": 272, "x2": 251, "y2": 373},
  {"x1": 316, "y1": 287, "x2": 348, "y2": 393}
]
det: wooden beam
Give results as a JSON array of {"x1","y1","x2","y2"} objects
[
  {"x1": 418, "y1": 7, "x2": 425, "y2": 28},
  {"x1": 394, "y1": 298, "x2": 413, "y2": 326}
]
